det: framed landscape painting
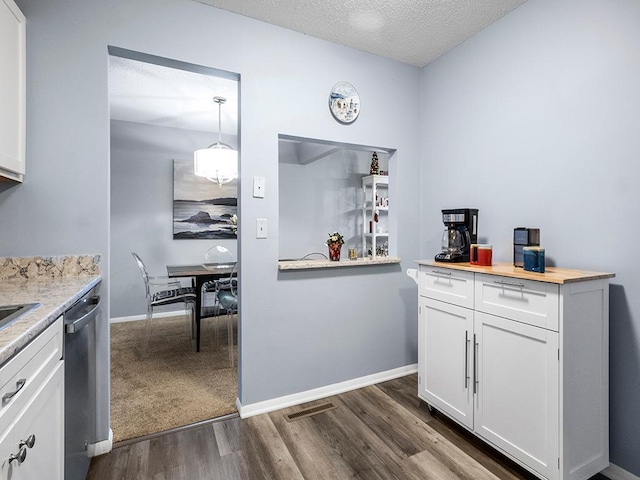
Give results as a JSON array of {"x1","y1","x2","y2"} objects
[{"x1": 173, "y1": 159, "x2": 237, "y2": 239}]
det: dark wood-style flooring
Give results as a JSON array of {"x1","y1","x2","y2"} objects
[{"x1": 87, "y1": 374, "x2": 609, "y2": 480}]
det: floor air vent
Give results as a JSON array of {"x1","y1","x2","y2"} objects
[{"x1": 285, "y1": 402, "x2": 337, "y2": 422}]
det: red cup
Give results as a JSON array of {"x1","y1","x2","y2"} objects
[{"x1": 470, "y1": 244, "x2": 492, "y2": 266}]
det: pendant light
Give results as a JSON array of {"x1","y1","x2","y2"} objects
[{"x1": 194, "y1": 96, "x2": 238, "y2": 186}]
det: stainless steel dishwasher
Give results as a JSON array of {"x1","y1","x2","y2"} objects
[{"x1": 64, "y1": 287, "x2": 101, "y2": 480}]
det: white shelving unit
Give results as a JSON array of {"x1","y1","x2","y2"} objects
[{"x1": 361, "y1": 174, "x2": 389, "y2": 258}]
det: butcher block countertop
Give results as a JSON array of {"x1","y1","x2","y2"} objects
[
  {"x1": 416, "y1": 261, "x2": 615, "y2": 284},
  {"x1": 0, "y1": 255, "x2": 101, "y2": 366}
]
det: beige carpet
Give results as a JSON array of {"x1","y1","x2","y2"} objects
[{"x1": 110, "y1": 314, "x2": 238, "y2": 443}]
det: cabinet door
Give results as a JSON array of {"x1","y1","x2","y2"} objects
[
  {"x1": 419, "y1": 297, "x2": 473, "y2": 429},
  {"x1": 474, "y1": 312, "x2": 559, "y2": 480},
  {"x1": 13, "y1": 362, "x2": 64, "y2": 480},
  {"x1": 0, "y1": 0, "x2": 26, "y2": 180}
]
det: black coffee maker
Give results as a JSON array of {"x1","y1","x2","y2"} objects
[{"x1": 435, "y1": 208, "x2": 479, "y2": 263}]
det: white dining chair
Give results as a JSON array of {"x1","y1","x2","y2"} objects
[{"x1": 131, "y1": 253, "x2": 197, "y2": 358}]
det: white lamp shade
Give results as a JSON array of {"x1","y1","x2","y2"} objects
[{"x1": 193, "y1": 145, "x2": 238, "y2": 183}]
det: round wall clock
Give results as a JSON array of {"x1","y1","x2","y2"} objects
[{"x1": 329, "y1": 82, "x2": 360, "y2": 124}]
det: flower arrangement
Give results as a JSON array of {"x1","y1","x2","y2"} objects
[
  {"x1": 228, "y1": 214, "x2": 238, "y2": 235},
  {"x1": 326, "y1": 232, "x2": 344, "y2": 245}
]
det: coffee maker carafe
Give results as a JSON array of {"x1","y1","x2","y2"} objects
[{"x1": 435, "y1": 208, "x2": 479, "y2": 262}]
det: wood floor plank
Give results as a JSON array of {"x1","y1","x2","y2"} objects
[
  {"x1": 338, "y1": 385, "x2": 433, "y2": 458},
  {"x1": 184, "y1": 424, "x2": 224, "y2": 479},
  {"x1": 337, "y1": 384, "x2": 500, "y2": 479},
  {"x1": 427, "y1": 411, "x2": 538, "y2": 480},
  {"x1": 375, "y1": 374, "x2": 434, "y2": 424},
  {"x1": 215, "y1": 450, "x2": 252, "y2": 480},
  {"x1": 213, "y1": 418, "x2": 237, "y2": 456},
  {"x1": 407, "y1": 427, "x2": 502, "y2": 480},
  {"x1": 311, "y1": 396, "x2": 425, "y2": 480},
  {"x1": 268, "y1": 398, "x2": 366, "y2": 480},
  {"x1": 240, "y1": 413, "x2": 306, "y2": 480},
  {"x1": 406, "y1": 447, "x2": 486, "y2": 480},
  {"x1": 271, "y1": 393, "x2": 427, "y2": 480}
]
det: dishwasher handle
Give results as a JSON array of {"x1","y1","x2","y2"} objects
[{"x1": 65, "y1": 296, "x2": 100, "y2": 334}]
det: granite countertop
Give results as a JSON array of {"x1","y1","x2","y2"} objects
[{"x1": 0, "y1": 255, "x2": 102, "y2": 366}]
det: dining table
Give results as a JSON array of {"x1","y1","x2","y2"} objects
[{"x1": 166, "y1": 262, "x2": 236, "y2": 352}]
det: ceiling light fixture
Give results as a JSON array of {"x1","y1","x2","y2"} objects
[{"x1": 194, "y1": 96, "x2": 238, "y2": 186}]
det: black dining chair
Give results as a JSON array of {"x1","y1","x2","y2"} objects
[{"x1": 131, "y1": 252, "x2": 197, "y2": 357}]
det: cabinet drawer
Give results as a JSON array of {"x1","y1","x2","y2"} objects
[
  {"x1": 474, "y1": 274, "x2": 559, "y2": 331},
  {"x1": 419, "y1": 267, "x2": 474, "y2": 308},
  {"x1": 0, "y1": 317, "x2": 63, "y2": 424}
]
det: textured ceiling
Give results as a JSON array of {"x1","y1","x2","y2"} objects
[
  {"x1": 194, "y1": 0, "x2": 528, "y2": 67},
  {"x1": 110, "y1": 1, "x2": 528, "y2": 132}
]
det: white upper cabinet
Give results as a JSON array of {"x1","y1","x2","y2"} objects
[{"x1": 0, "y1": 0, "x2": 26, "y2": 182}]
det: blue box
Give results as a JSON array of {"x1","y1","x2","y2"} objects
[{"x1": 523, "y1": 247, "x2": 545, "y2": 273}]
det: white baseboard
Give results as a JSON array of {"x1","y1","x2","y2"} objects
[
  {"x1": 87, "y1": 429, "x2": 113, "y2": 457},
  {"x1": 110, "y1": 310, "x2": 189, "y2": 323},
  {"x1": 237, "y1": 363, "x2": 418, "y2": 419},
  {"x1": 603, "y1": 464, "x2": 640, "y2": 480}
]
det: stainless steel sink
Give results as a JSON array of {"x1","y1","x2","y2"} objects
[{"x1": 0, "y1": 303, "x2": 39, "y2": 330}]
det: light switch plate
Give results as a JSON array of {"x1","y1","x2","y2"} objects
[
  {"x1": 253, "y1": 176, "x2": 265, "y2": 198},
  {"x1": 256, "y1": 218, "x2": 267, "y2": 238}
]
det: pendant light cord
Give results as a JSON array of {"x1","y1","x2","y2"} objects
[{"x1": 213, "y1": 96, "x2": 226, "y2": 146}]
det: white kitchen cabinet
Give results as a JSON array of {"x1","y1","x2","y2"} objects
[
  {"x1": 474, "y1": 311, "x2": 559, "y2": 479},
  {"x1": 417, "y1": 262, "x2": 613, "y2": 480},
  {"x1": 0, "y1": 0, "x2": 26, "y2": 182},
  {"x1": 0, "y1": 318, "x2": 64, "y2": 479},
  {"x1": 361, "y1": 174, "x2": 388, "y2": 258},
  {"x1": 419, "y1": 296, "x2": 473, "y2": 428}
]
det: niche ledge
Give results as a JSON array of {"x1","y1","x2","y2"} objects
[{"x1": 278, "y1": 257, "x2": 401, "y2": 271}]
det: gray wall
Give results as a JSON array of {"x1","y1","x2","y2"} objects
[
  {"x1": 8, "y1": 0, "x2": 421, "y2": 433},
  {"x1": 110, "y1": 119, "x2": 238, "y2": 318},
  {"x1": 420, "y1": 0, "x2": 640, "y2": 474}
]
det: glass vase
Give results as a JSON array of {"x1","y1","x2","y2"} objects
[{"x1": 328, "y1": 242, "x2": 342, "y2": 261}]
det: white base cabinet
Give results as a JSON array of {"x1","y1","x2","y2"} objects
[
  {"x1": 0, "y1": 318, "x2": 64, "y2": 479},
  {"x1": 417, "y1": 263, "x2": 612, "y2": 480}
]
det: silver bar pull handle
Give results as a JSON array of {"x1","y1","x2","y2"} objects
[
  {"x1": 464, "y1": 331, "x2": 470, "y2": 389},
  {"x1": 494, "y1": 280, "x2": 525, "y2": 288},
  {"x1": 2, "y1": 379, "x2": 26, "y2": 406},
  {"x1": 432, "y1": 270, "x2": 452, "y2": 276},
  {"x1": 473, "y1": 335, "x2": 479, "y2": 395}
]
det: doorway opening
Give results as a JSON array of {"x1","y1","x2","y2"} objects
[{"x1": 107, "y1": 47, "x2": 240, "y2": 443}]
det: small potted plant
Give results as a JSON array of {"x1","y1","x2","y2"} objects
[{"x1": 326, "y1": 232, "x2": 345, "y2": 261}]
